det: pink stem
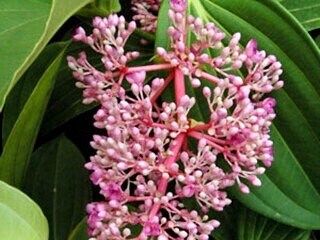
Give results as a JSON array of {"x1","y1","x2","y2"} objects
[
  {"x1": 126, "y1": 63, "x2": 173, "y2": 73},
  {"x1": 148, "y1": 67, "x2": 187, "y2": 219},
  {"x1": 127, "y1": 196, "x2": 152, "y2": 202},
  {"x1": 148, "y1": 133, "x2": 186, "y2": 218},
  {"x1": 188, "y1": 131, "x2": 225, "y2": 152},
  {"x1": 189, "y1": 122, "x2": 212, "y2": 131},
  {"x1": 174, "y1": 67, "x2": 186, "y2": 103},
  {"x1": 150, "y1": 72, "x2": 174, "y2": 103},
  {"x1": 200, "y1": 71, "x2": 221, "y2": 84},
  {"x1": 188, "y1": 130, "x2": 227, "y2": 145},
  {"x1": 164, "y1": 134, "x2": 186, "y2": 167}
]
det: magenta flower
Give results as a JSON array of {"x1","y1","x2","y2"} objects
[
  {"x1": 68, "y1": 0, "x2": 283, "y2": 239},
  {"x1": 143, "y1": 217, "x2": 162, "y2": 237}
]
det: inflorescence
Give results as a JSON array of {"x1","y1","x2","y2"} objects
[{"x1": 68, "y1": 0, "x2": 283, "y2": 239}]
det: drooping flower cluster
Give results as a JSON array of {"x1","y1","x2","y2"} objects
[
  {"x1": 132, "y1": 0, "x2": 162, "y2": 33},
  {"x1": 68, "y1": 0, "x2": 283, "y2": 239}
]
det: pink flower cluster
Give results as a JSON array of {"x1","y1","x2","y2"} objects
[
  {"x1": 131, "y1": 0, "x2": 162, "y2": 33},
  {"x1": 68, "y1": 0, "x2": 283, "y2": 239}
]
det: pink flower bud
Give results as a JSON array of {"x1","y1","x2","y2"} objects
[
  {"x1": 73, "y1": 27, "x2": 86, "y2": 41},
  {"x1": 170, "y1": 0, "x2": 187, "y2": 12},
  {"x1": 203, "y1": 86, "x2": 211, "y2": 98},
  {"x1": 182, "y1": 185, "x2": 196, "y2": 197},
  {"x1": 191, "y1": 78, "x2": 201, "y2": 87},
  {"x1": 240, "y1": 184, "x2": 250, "y2": 194},
  {"x1": 245, "y1": 39, "x2": 258, "y2": 58}
]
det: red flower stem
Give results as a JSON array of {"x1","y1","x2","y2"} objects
[
  {"x1": 188, "y1": 131, "x2": 225, "y2": 152},
  {"x1": 200, "y1": 71, "x2": 221, "y2": 84},
  {"x1": 127, "y1": 196, "x2": 153, "y2": 202},
  {"x1": 189, "y1": 131, "x2": 238, "y2": 163},
  {"x1": 188, "y1": 130, "x2": 227, "y2": 145},
  {"x1": 150, "y1": 72, "x2": 174, "y2": 104},
  {"x1": 189, "y1": 122, "x2": 212, "y2": 131},
  {"x1": 148, "y1": 67, "x2": 186, "y2": 219},
  {"x1": 174, "y1": 67, "x2": 186, "y2": 104},
  {"x1": 126, "y1": 63, "x2": 174, "y2": 73},
  {"x1": 148, "y1": 133, "x2": 186, "y2": 218}
]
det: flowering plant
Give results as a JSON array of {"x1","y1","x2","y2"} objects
[
  {"x1": 0, "y1": 0, "x2": 320, "y2": 240},
  {"x1": 68, "y1": 0, "x2": 285, "y2": 238}
]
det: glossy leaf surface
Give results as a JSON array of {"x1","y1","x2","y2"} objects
[
  {"x1": 281, "y1": 0, "x2": 320, "y2": 31},
  {"x1": 0, "y1": 0, "x2": 93, "y2": 110},
  {"x1": 67, "y1": 218, "x2": 87, "y2": 240},
  {"x1": 0, "y1": 46, "x2": 66, "y2": 187},
  {"x1": 0, "y1": 180, "x2": 48, "y2": 240},
  {"x1": 237, "y1": 207, "x2": 310, "y2": 240},
  {"x1": 2, "y1": 42, "x2": 67, "y2": 145},
  {"x1": 24, "y1": 135, "x2": 91, "y2": 240}
]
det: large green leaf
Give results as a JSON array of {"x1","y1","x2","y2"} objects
[
  {"x1": 316, "y1": 35, "x2": 320, "y2": 47},
  {"x1": 210, "y1": 204, "x2": 237, "y2": 240},
  {"x1": 280, "y1": 0, "x2": 320, "y2": 31},
  {"x1": 0, "y1": 180, "x2": 48, "y2": 240},
  {"x1": 0, "y1": 0, "x2": 93, "y2": 110},
  {"x1": 211, "y1": 203, "x2": 310, "y2": 240},
  {"x1": 67, "y1": 218, "x2": 88, "y2": 240},
  {"x1": 77, "y1": 0, "x2": 121, "y2": 17},
  {"x1": 24, "y1": 135, "x2": 91, "y2": 240},
  {"x1": 2, "y1": 42, "x2": 68, "y2": 146},
  {"x1": 155, "y1": 0, "x2": 171, "y2": 49},
  {"x1": 237, "y1": 207, "x2": 310, "y2": 240},
  {"x1": 0, "y1": 46, "x2": 66, "y2": 187},
  {"x1": 156, "y1": 0, "x2": 320, "y2": 229}
]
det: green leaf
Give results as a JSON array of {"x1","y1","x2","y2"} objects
[
  {"x1": 156, "y1": 0, "x2": 320, "y2": 229},
  {"x1": 316, "y1": 35, "x2": 320, "y2": 47},
  {"x1": 0, "y1": 0, "x2": 93, "y2": 110},
  {"x1": 212, "y1": 203, "x2": 310, "y2": 240},
  {"x1": 0, "y1": 180, "x2": 48, "y2": 240},
  {"x1": 155, "y1": 0, "x2": 171, "y2": 50},
  {"x1": 2, "y1": 42, "x2": 67, "y2": 146},
  {"x1": 210, "y1": 205, "x2": 237, "y2": 240},
  {"x1": 280, "y1": 0, "x2": 320, "y2": 31},
  {"x1": 67, "y1": 218, "x2": 88, "y2": 240},
  {"x1": 24, "y1": 135, "x2": 91, "y2": 240},
  {"x1": 77, "y1": 0, "x2": 121, "y2": 17},
  {"x1": 0, "y1": 46, "x2": 66, "y2": 187},
  {"x1": 237, "y1": 207, "x2": 310, "y2": 240}
]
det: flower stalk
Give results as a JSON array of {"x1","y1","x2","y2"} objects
[{"x1": 68, "y1": 0, "x2": 283, "y2": 239}]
